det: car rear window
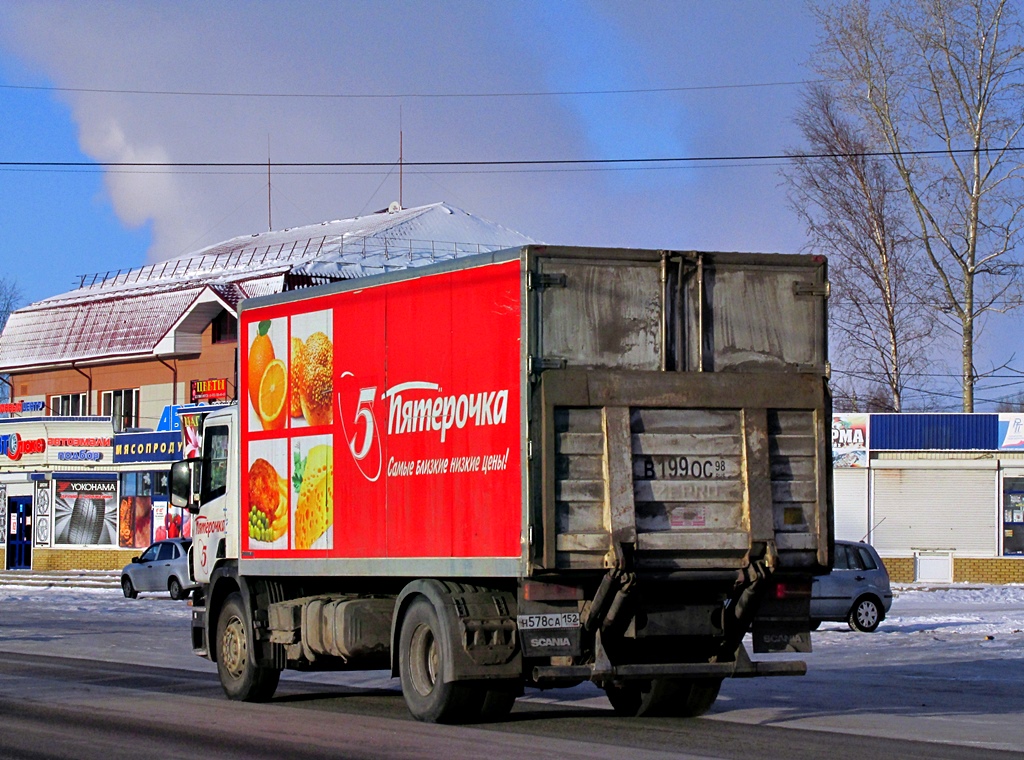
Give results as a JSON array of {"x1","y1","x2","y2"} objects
[{"x1": 857, "y1": 546, "x2": 878, "y2": 570}]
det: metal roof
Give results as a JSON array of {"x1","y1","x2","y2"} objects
[{"x1": 0, "y1": 202, "x2": 535, "y2": 372}]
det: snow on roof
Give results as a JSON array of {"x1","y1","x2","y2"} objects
[{"x1": 0, "y1": 202, "x2": 536, "y2": 372}]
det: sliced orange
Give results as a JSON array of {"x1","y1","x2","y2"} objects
[
  {"x1": 248, "y1": 330, "x2": 275, "y2": 412},
  {"x1": 258, "y1": 359, "x2": 287, "y2": 431}
]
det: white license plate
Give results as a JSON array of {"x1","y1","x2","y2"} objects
[{"x1": 517, "y1": 612, "x2": 581, "y2": 630}]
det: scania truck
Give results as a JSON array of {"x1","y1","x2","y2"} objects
[{"x1": 171, "y1": 245, "x2": 833, "y2": 723}]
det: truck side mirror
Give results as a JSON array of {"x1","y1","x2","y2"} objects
[{"x1": 170, "y1": 459, "x2": 200, "y2": 513}]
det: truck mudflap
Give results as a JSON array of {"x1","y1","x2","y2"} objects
[
  {"x1": 531, "y1": 634, "x2": 805, "y2": 683},
  {"x1": 191, "y1": 604, "x2": 209, "y2": 657}
]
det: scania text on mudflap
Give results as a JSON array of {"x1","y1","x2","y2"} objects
[{"x1": 170, "y1": 245, "x2": 833, "y2": 723}]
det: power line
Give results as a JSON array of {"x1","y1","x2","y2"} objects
[
  {"x1": 0, "y1": 79, "x2": 820, "y2": 101},
  {"x1": 0, "y1": 161, "x2": 796, "y2": 177},
  {"x1": 0, "y1": 146, "x2": 1015, "y2": 172},
  {"x1": 831, "y1": 368, "x2": 1024, "y2": 379}
]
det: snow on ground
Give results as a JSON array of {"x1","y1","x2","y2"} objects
[
  {"x1": 811, "y1": 584, "x2": 1024, "y2": 660},
  {"x1": 1, "y1": 581, "x2": 1022, "y2": 708}
]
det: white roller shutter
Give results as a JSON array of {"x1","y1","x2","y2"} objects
[
  {"x1": 872, "y1": 467, "x2": 996, "y2": 556},
  {"x1": 833, "y1": 469, "x2": 868, "y2": 542}
]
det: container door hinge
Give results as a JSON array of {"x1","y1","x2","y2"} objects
[
  {"x1": 529, "y1": 356, "x2": 567, "y2": 373},
  {"x1": 529, "y1": 272, "x2": 567, "y2": 290},
  {"x1": 793, "y1": 280, "x2": 830, "y2": 298}
]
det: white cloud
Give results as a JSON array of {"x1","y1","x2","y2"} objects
[{"x1": 0, "y1": 1, "x2": 817, "y2": 264}]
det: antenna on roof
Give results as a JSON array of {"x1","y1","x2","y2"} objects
[
  {"x1": 399, "y1": 105, "x2": 403, "y2": 210},
  {"x1": 267, "y1": 135, "x2": 273, "y2": 232}
]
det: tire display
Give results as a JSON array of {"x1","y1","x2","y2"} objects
[{"x1": 67, "y1": 497, "x2": 105, "y2": 544}]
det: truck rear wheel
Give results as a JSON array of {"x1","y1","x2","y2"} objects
[
  {"x1": 216, "y1": 592, "x2": 280, "y2": 702},
  {"x1": 399, "y1": 597, "x2": 482, "y2": 723},
  {"x1": 604, "y1": 677, "x2": 722, "y2": 717}
]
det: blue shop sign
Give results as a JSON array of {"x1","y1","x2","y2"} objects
[{"x1": 113, "y1": 431, "x2": 183, "y2": 463}]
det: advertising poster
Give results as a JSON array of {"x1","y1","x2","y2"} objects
[
  {"x1": 54, "y1": 479, "x2": 117, "y2": 545},
  {"x1": 118, "y1": 496, "x2": 153, "y2": 548},
  {"x1": 239, "y1": 261, "x2": 522, "y2": 560},
  {"x1": 180, "y1": 412, "x2": 204, "y2": 458},
  {"x1": 832, "y1": 413, "x2": 869, "y2": 468},
  {"x1": 998, "y1": 414, "x2": 1024, "y2": 450},
  {"x1": 152, "y1": 501, "x2": 189, "y2": 541}
]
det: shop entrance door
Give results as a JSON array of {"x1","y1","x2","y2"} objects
[{"x1": 6, "y1": 497, "x2": 32, "y2": 570}]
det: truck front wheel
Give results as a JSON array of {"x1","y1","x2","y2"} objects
[
  {"x1": 216, "y1": 592, "x2": 280, "y2": 702},
  {"x1": 399, "y1": 597, "x2": 482, "y2": 723},
  {"x1": 604, "y1": 677, "x2": 722, "y2": 717}
]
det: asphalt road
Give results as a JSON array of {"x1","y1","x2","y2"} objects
[{"x1": 0, "y1": 590, "x2": 1020, "y2": 759}]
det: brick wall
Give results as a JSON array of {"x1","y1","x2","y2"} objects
[
  {"x1": 953, "y1": 557, "x2": 1024, "y2": 584},
  {"x1": 882, "y1": 555, "x2": 1024, "y2": 584},
  {"x1": 882, "y1": 557, "x2": 915, "y2": 583},
  {"x1": 29, "y1": 548, "x2": 138, "y2": 572}
]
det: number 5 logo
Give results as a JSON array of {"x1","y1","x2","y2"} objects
[{"x1": 339, "y1": 372, "x2": 383, "y2": 482}]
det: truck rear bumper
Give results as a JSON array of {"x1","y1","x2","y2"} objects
[{"x1": 531, "y1": 644, "x2": 805, "y2": 683}]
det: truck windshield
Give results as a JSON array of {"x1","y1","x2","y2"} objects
[{"x1": 200, "y1": 425, "x2": 229, "y2": 503}]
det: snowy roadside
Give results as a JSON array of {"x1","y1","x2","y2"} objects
[{"x1": 0, "y1": 582, "x2": 1022, "y2": 701}]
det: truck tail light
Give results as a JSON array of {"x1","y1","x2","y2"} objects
[
  {"x1": 773, "y1": 580, "x2": 811, "y2": 600},
  {"x1": 523, "y1": 581, "x2": 582, "y2": 601}
]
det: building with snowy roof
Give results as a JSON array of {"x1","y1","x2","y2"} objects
[
  {"x1": 0, "y1": 201, "x2": 535, "y2": 428},
  {"x1": 0, "y1": 202, "x2": 535, "y2": 572}
]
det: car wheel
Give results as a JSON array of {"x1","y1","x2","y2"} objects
[
  {"x1": 809, "y1": 619, "x2": 822, "y2": 631},
  {"x1": 399, "y1": 597, "x2": 483, "y2": 723},
  {"x1": 848, "y1": 595, "x2": 882, "y2": 632},
  {"x1": 216, "y1": 592, "x2": 280, "y2": 701},
  {"x1": 168, "y1": 576, "x2": 186, "y2": 601},
  {"x1": 121, "y1": 576, "x2": 137, "y2": 599}
]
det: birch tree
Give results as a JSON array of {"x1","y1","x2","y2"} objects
[
  {"x1": 785, "y1": 84, "x2": 933, "y2": 411},
  {"x1": 810, "y1": 0, "x2": 1024, "y2": 411}
]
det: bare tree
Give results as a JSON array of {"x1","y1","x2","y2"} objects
[
  {"x1": 785, "y1": 84, "x2": 934, "y2": 411},
  {"x1": 809, "y1": 0, "x2": 1024, "y2": 411},
  {"x1": 0, "y1": 276, "x2": 22, "y2": 404}
]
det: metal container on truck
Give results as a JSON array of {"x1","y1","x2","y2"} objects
[{"x1": 171, "y1": 244, "x2": 833, "y2": 723}]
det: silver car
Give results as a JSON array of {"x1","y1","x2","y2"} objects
[
  {"x1": 811, "y1": 540, "x2": 893, "y2": 632},
  {"x1": 121, "y1": 538, "x2": 196, "y2": 600}
]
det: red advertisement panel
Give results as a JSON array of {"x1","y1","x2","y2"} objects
[{"x1": 239, "y1": 260, "x2": 522, "y2": 560}]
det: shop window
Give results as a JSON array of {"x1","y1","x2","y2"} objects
[
  {"x1": 102, "y1": 388, "x2": 139, "y2": 432},
  {"x1": 1002, "y1": 477, "x2": 1024, "y2": 556},
  {"x1": 212, "y1": 310, "x2": 238, "y2": 345},
  {"x1": 50, "y1": 393, "x2": 87, "y2": 416}
]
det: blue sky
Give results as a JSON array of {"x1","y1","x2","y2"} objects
[
  {"x1": 0, "y1": 57, "x2": 151, "y2": 304},
  {"x1": 0, "y1": 1, "x2": 1019, "y2": 409}
]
